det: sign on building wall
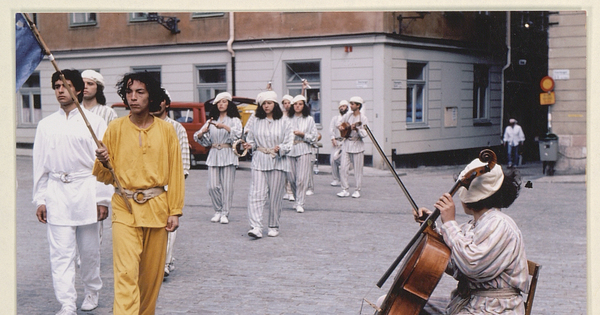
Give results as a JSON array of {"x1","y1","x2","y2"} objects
[
  {"x1": 444, "y1": 107, "x2": 458, "y2": 127},
  {"x1": 552, "y1": 69, "x2": 570, "y2": 80}
]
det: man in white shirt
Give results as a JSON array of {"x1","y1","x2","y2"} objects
[
  {"x1": 337, "y1": 96, "x2": 368, "y2": 198},
  {"x1": 503, "y1": 118, "x2": 525, "y2": 168},
  {"x1": 329, "y1": 100, "x2": 349, "y2": 186},
  {"x1": 152, "y1": 89, "x2": 190, "y2": 278},
  {"x1": 33, "y1": 69, "x2": 112, "y2": 315}
]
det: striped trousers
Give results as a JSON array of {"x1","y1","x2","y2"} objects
[
  {"x1": 207, "y1": 165, "x2": 237, "y2": 217},
  {"x1": 340, "y1": 151, "x2": 364, "y2": 191},
  {"x1": 330, "y1": 147, "x2": 342, "y2": 181},
  {"x1": 247, "y1": 169, "x2": 287, "y2": 229},
  {"x1": 287, "y1": 153, "x2": 312, "y2": 207}
]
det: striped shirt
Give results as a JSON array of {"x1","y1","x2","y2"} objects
[
  {"x1": 329, "y1": 114, "x2": 344, "y2": 140},
  {"x1": 88, "y1": 104, "x2": 118, "y2": 125},
  {"x1": 288, "y1": 115, "x2": 318, "y2": 157},
  {"x1": 341, "y1": 111, "x2": 369, "y2": 153},
  {"x1": 440, "y1": 209, "x2": 529, "y2": 314},
  {"x1": 246, "y1": 117, "x2": 293, "y2": 172},
  {"x1": 165, "y1": 117, "x2": 191, "y2": 176},
  {"x1": 194, "y1": 116, "x2": 242, "y2": 167}
]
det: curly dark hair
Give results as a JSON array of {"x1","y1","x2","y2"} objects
[
  {"x1": 465, "y1": 167, "x2": 522, "y2": 211},
  {"x1": 287, "y1": 100, "x2": 310, "y2": 118},
  {"x1": 95, "y1": 84, "x2": 107, "y2": 105},
  {"x1": 208, "y1": 99, "x2": 241, "y2": 120},
  {"x1": 116, "y1": 72, "x2": 165, "y2": 112},
  {"x1": 255, "y1": 100, "x2": 283, "y2": 120},
  {"x1": 52, "y1": 69, "x2": 84, "y2": 103}
]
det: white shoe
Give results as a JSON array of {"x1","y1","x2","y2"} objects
[
  {"x1": 248, "y1": 227, "x2": 263, "y2": 238},
  {"x1": 56, "y1": 307, "x2": 77, "y2": 315},
  {"x1": 268, "y1": 228, "x2": 279, "y2": 237},
  {"x1": 330, "y1": 180, "x2": 340, "y2": 186},
  {"x1": 283, "y1": 193, "x2": 290, "y2": 200},
  {"x1": 288, "y1": 194, "x2": 295, "y2": 201},
  {"x1": 305, "y1": 189, "x2": 314, "y2": 196},
  {"x1": 80, "y1": 292, "x2": 99, "y2": 311},
  {"x1": 352, "y1": 191, "x2": 361, "y2": 198},
  {"x1": 164, "y1": 265, "x2": 170, "y2": 278},
  {"x1": 210, "y1": 212, "x2": 221, "y2": 223},
  {"x1": 220, "y1": 215, "x2": 229, "y2": 224},
  {"x1": 296, "y1": 205, "x2": 304, "y2": 213},
  {"x1": 337, "y1": 190, "x2": 350, "y2": 197}
]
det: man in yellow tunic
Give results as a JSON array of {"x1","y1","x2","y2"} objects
[{"x1": 93, "y1": 72, "x2": 184, "y2": 315}]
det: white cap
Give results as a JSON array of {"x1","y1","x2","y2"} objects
[
  {"x1": 349, "y1": 96, "x2": 363, "y2": 104},
  {"x1": 256, "y1": 90, "x2": 278, "y2": 105},
  {"x1": 457, "y1": 159, "x2": 504, "y2": 203},
  {"x1": 338, "y1": 100, "x2": 349, "y2": 108},
  {"x1": 282, "y1": 94, "x2": 293, "y2": 103},
  {"x1": 81, "y1": 70, "x2": 105, "y2": 86},
  {"x1": 292, "y1": 95, "x2": 306, "y2": 104},
  {"x1": 213, "y1": 92, "x2": 232, "y2": 104},
  {"x1": 509, "y1": 118, "x2": 517, "y2": 124}
]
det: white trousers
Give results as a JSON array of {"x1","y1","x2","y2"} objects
[
  {"x1": 47, "y1": 222, "x2": 102, "y2": 311},
  {"x1": 247, "y1": 169, "x2": 286, "y2": 229},
  {"x1": 287, "y1": 154, "x2": 312, "y2": 207},
  {"x1": 340, "y1": 151, "x2": 364, "y2": 191},
  {"x1": 207, "y1": 165, "x2": 237, "y2": 216},
  {"x1": 330, "y1": 147, "x2": 342, "y2": 181}
]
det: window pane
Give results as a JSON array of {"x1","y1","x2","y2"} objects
[
  {"x1": 406, "y1": 86, "x2": 413, "y2": 122},
  {"x1": 170, "y1": 108, "x2": 194, "y2": 123},
  {"x1": 198, "y1": 68, "x2": 226, "y2": 84},
  {"x1": 407, "y1": 63, "x2": 425, "y2": 80},
  {"x1": 415, "y1": 86, "x2": 423, "y2": 122},
  {"x1": 23, "y1": 73, "x2": 40, "y2": 88},
  {"x1": 286, "y1": 62, "x2": 320, "y2": 83}
]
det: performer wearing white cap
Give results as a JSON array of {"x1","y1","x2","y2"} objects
[
  {"x1": 411, "y1": 160, "x2": 529, "y2": 314},
  {"x1": 194, "y1": 92, "x2": 242, "y2": 224},
  {"x1": 280, "y1": 94, "x2": 295, "y2": 202},
  {"x1": 243, "y1": 91, "x2": 293, "y2": 238},
  {"x1": 81, "y1": 69, "x2": 118, "y2": 124},
  {"x1": 337, "y1": 96, "x2": 368, "y2": 198},
  {"x1": 503, "y1": 118, "x2": 525, "y2": 168},
  {"x1": 329, "y1": 100, "x2": 349, "y2": 186},
  {"x1": 286, "y1": 95, "x2": 318, "y2": 213}
]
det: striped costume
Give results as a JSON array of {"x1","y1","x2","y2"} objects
[{"x1": 286, "y1": 115, "x2": 318, "y2": 209}]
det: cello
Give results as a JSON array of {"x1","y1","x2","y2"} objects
[{"x1": 363, "y1": 125, "x2": 497, "y2": 315}]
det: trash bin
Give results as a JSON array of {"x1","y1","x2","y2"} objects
[
  {"x1": 538, "y1": 133, "x2": 558, "y2": 161},
  {"x1": 538, "y1": 133, "x2": 558, "y2": 175}
]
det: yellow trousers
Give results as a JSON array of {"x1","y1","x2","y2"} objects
[{"x1": 112, "y1": 222, "x2": 167, "y2": 315}]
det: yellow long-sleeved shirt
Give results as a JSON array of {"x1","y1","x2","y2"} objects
[{"x1": 93, "y1": 115, "x2": 184, "y2": 227}]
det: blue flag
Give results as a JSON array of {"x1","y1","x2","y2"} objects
[{"x1": 16, "y1": 13, "x2": 44, "y2": 92}]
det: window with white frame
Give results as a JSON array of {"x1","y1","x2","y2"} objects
[
  {"x1": 285, "y1": 61, "x2": 321, "y2": 124},
  {"x1": 192, "y1": 12, "x2": 225, "y2": 18},
  {"x1": 129, "y1": 13, "x2": 150, "y2": 22},
  {"x1": 69, "y1": 13, "x2": 97, "y2": 27},
  {"x1": 18, "y1": 72, "x2": 42, "y2": 126},
  {"x1": 473, "y1": 64, "x2": 490, "y2": 121},
  {"x1": 196, "y1": 65, "x2": 227, "y2": 106},
  {"x1": 406, "y1": 62, "x2": 427, "y2": 124},
  {"x1": 132, "y1": 66, "x2": 161, "y2": 85}
]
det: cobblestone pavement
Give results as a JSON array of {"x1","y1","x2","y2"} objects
[{"x1": 16, "y1": 155, "x2": 586, "y2": 314}]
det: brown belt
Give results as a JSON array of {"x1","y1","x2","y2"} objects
[
  {"x1": 118, "y1": 187, "x2": 165, "y2": 204},
  {"x1": 211, "y1": 143, "x2": 232, "y2": 150}
]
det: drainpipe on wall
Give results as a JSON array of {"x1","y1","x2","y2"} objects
[
  {"x1": 501, "y1": 11, "x2": 511, "y2": 139},
  {"x1": 227, "y1": 12, "x2": 236, "y2": 95}
]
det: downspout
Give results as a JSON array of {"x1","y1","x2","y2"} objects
[
  {"x1": 227, "y1": 12, "x2": 236, "y2": 95},
  {"x1": 501, "y1": 11, "x2": 511, "y2": 139}
]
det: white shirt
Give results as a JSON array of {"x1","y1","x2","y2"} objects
[
  {"x1": 329, "y1": 113, "x2": 344, "y2": 141},
  {"x1": 246, "y1": 117, "x2": 293, "y2": 172},
  {"x1": 341, "y1": 111, "x2": 369, "y2": 153},
  {"x1": 288, "y1": 115, "x2": 318, "y2": 157},
  {"x1": 503, "y1": 124, "x2": 525, "y2": 146},
  {"x1": 33, "y1": 107, "x2": 113, "y2": 226},
  {"x1": 194, "y1": 116, "x2": 242, "y2": 167}
]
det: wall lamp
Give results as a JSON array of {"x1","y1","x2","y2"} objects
[{"x1": 147, "y1": 13, "x2": 180, "y2": 34}]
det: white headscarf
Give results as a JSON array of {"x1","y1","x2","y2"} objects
[
  {"x1": 213, "y1": 92, "x2": 232, "y2": 104},
  {"x1": 256, "y1": 90, "x2": 278, "y2": 106},
  {"x1": 81, "y1": 70, "x2": 105, "y2": 87},
  {"x1": 457, "y1": 158, "x2": 504, "y2": 203}
]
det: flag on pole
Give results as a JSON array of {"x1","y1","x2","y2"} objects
[{"x1": 16, "y1": 13, "x2": 44, "y2": 92}]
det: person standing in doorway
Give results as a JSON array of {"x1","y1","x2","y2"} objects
[
  {"x1": 194, "y1": 92, "x2": 242, "y2": 224},
  {"x1": 33, "y1": 69, "x2": 112, "y2": 315},
  {"x1": 503, "y1": 118, "x2": 525, "y2": 168},
  {"x1": 93, "y1": 71, "x2": 184, "y2": 315},
  {"x1": 337, "y1": 96, "x2": 368, "y2": 198}
]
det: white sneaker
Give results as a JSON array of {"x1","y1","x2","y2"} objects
[
  {"x1": 296, "y1": 205, "x2": 304, "y2": 213},
  {"x1": 248, "y1": 227, "x2": 263, "y2": 238},
  {"x1": 283, "y1": 193, "x2": 290, "y2": 200},
  {"x1": 352, "y1": 191, "x2": 361, "y2": 198},
  {"x1": 220, "y1": 215, "x2": 229, "y2": 224},
  {"x1": 337, "y1": 190, "x2": 350, "y2": 197},
  {"x1": 305, "y1": 189, "x2": 314, "y2": 196},
  {"x1": 330, "y1": 180, "x2": 340, "y2": 186},
  {"x1": 268, "y1": 228, "x2": 279, "y2": 237},
  {"x1": 80, "y1": 292, "x2": 99, "y2": 311},
  {"x1": 56, "y1": 307, "x2": 77, "y2": 315},
  {"x1": 164, "y1": 265, "x2": 170, "y2": 278},
  {"x1": 210, "y1": 212, "x2": 221, "y2": 223},
  {"x1": 289, "y1": 194, "x2": 295, "y2": 201}
]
